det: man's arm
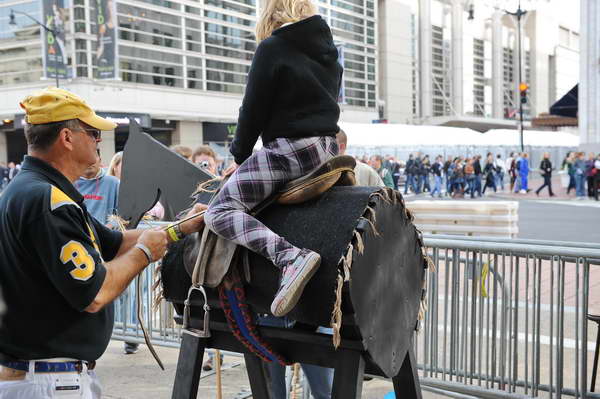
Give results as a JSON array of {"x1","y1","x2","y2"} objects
[
  {"x1": 85, "y1": 229, "x2": 165, "y2": 313},
  {"x1": 116, "y1": 229, "x2": 144, "y2": 257},
  {"x1": 116, "y1": 203, "x2": 207, "y2": 256}
]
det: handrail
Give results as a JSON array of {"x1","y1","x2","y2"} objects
[{"x1": 423, "y1": 237, "x2": 600, "y2": 259}]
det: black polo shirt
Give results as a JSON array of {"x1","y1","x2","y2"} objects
[{"x1": 0, "y1": 156, "x2": 123, "y2": 361}]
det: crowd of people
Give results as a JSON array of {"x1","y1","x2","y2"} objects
[
  {"x1": 562, "y1": 151, "x2": 600, "y2": 200},
  {"x1": 0, "y1": 162, "x2": 20, "y2": 190},
  {"x1": 348, "y1": 151, "x2": 600, "y2": 200}
]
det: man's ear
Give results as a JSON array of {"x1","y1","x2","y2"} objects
[{"x1": 59, "y1": 128, "x2": 75, "y2": 151}]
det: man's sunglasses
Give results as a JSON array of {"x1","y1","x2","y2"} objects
[{"x1": 76, "y1": 128, "x2": 101, "y2": 141}]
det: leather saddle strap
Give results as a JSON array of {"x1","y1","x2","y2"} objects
[
  {"x1": 191, "y1": 226, "x2": 213, "y2": 287},
  {"x1": 191, "y1": 176, "x2": 230, "y2": 287}
]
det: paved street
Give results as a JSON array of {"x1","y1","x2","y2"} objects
[
  {"x1": 97, "y1": 341, "x2": 447, "y2": 399},
  {"x1": 516, "y1": 199, "x2": 600, "y2": 242},
  {"x1": 405, "y1": 174, "x2": 600, "y2": 243}
]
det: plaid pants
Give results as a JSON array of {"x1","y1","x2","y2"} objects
[{"x1": 205, "y1": 136, "x2": 338, "y2": 268}]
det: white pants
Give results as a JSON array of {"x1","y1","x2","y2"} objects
[{"x1": 0, "y1": 361, "x2": 101, "y2": 399}]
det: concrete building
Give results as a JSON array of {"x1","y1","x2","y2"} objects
[
  {"x1": 0, "y1": 0, "x2": 377, "y2": 164},
  {"x1": 579, "y1": 0, "x2": 600, "y2": 152},
  {"x1": 378, "y1": 0, "x2": 580, "y2": 132}
]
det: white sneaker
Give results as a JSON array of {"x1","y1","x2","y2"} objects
[
  {"x1": 271, "y1": 249, "x2": 321, "y2": 317},
  {"x1": 519, "y1": 189, "x2": 526, "y2": 194}
]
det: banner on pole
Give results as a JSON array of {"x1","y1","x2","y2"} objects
[
  {"x1": 42, "y1": 0, "x2": 69, "y2": 81},
  {"x1": 94, "y1": 0, "x2": 117, "y2": 79}
]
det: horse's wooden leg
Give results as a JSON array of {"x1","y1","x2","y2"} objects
[
  {"x1": 171, "y1": 332, "x2": 206, "y2": 399},
  {"x1": 393, "y1": 346, "x2": 422, "y2": 399},
  {"x1": 331, "y1": 350, "x2": 365, "y2": 399},
  {"x1": 244, "y1": 353, "x2": 272, "y2": 399}
]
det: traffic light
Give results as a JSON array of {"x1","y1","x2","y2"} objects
[{"x1": 519, "y1": 82, "x2": 529, "y2": 104}]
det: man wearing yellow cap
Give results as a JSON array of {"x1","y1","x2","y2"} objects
[{"x1": 0, "y1": 88, "x2": 206, "y2": 398}]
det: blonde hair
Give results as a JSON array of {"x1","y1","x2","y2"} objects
[
  {"x1": 170, "y1": 144, "x2": 193, "y2": 160},
  {"x1": 192, "y1": 145, "x2": 217, "y2": 162},
  {"x1": 107, "y1": 151, "x2": 122, "y2": 178},
  {"x1": 255, "y1": 0, "x2": 317, "y2": 42}
]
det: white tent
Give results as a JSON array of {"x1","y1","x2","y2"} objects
[
  {"x1": 338, "y1": 122, "x2": 486, "y2": 147},
  {"x1": 481, "y1": 129, "x2": 579, "y2": 147},
  {"x1": 338, "y1": 122, "x2": 579, "y2": 148}
]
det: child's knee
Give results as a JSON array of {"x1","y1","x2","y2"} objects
[{"x1": 204, "y1": 206, "x2": 218, "y2": 230}]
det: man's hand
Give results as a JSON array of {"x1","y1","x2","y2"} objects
[
  {"x1": 137, "y1": 229, "x2": 168, "y2": 262},
  {"x1": 180, "y1": 203, "x2": 208, "y2": 236},
  {"x1": 223, "y1": 162, "x2": 239, "y2": 177}
]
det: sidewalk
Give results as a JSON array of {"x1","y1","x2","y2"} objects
[
  {"x1": 405, "y1": 175, "x2": 598, "y2": 202},
  {"x1": 97, "y1": 340, "x2": 446, "y2": 399},
  {"x1": 490, "y1": 174, "x2": 595, "y2": 201}
]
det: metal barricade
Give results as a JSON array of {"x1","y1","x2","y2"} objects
[
  {"x1": 418, "y1": 235, "x2": 600, "y2": 399},
  {"x1": 110, "y1": 226, "x2": 600, "y2": 399},
  {"x1": 112, "y1": 258, "x2": 183, "y2": 348}
]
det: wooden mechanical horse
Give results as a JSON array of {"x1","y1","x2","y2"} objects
[{"x1": 119, "y1": 122, "x2": 429, "y2": 399}]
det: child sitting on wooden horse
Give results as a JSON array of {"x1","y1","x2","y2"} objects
[{"x1": 204, "y1": 0, "x2": 343, "y2": 318}]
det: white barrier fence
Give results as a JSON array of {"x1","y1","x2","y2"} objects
[{"x1": 406, "y1": 201, "x2": 519, "y2": 238}]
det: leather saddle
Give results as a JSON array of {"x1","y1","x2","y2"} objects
[
  {"x1": 277, "y1": 155, "x2": 356, "y2": 204},
  {"x1": 185, "y1": 155, "x2": 357, "y2": 287}
]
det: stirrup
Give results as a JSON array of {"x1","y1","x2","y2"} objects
[{"x1": 182, "y1": 285, "x2": 211, "y2": 338}]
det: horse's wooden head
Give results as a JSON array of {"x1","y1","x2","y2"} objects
[{"x1": 119, "y1": 120, "x2": 214, "y2": 227}]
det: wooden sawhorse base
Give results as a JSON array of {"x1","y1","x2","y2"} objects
[{"x1": 171, "y1": 321, "x2": 421, "y2": 399}]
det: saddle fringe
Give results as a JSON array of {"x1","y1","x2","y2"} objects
[
  {"x1": 331, "y1": 273, "x2": 344, "y2": 349},
  {"x1": 353, "y1": 231, "x2": 364, "y2": 255},
  {"x1": 359, "y1": 216, "x2": 379, "y2": 237},
  {"x1": 332, "y1": 188, "x2": 435, "y2": 337},
  {"x1": 330, "y1": 188, "x2": 396, "y2": 348}
]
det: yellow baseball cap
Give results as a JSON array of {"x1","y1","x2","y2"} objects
[{"x1": 19, "y1": 87, "x2": 117, "y2": 131}]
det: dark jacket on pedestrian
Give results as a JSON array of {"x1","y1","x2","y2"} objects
[
  {"x1": 483, "y1": 162, "x2": 496, "y2": 185},
  {"x1": 473, "y1": 159, "x2": 482, "y2": 176},
  {"x1": 422, "y1": 159, "x2": 431, "y2": 176},
  {"x1": 230, "y1": 15, "x2": 344, "y2": 165},
  {"x1": 443, "y1": 160, "x2": 451, "y2": 175},
  {"x1": 586, "y1": 160, "x2": 596, "y2": 177},
  {"x1": 483, "y1": 162, "x2": 496, "y2": 176},
  {"x1": 431, "y1": 162, "x2": 442, "y2": 177},
  {"x1": 411, "y1": 158, "x2": 422, "y2": 175},
  {"x1": 540, "y1": 159, "x2": 552, "y2": 177},
  {"x1": 405, "y1": 159, "x2": 414, "y2": 175}
]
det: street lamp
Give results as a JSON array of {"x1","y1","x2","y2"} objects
[
  {"x1": 505, "y1": 1, "x2": 527, "y2": 152},
  {"x1": 9, "y1": 9, "x2": 61, "y2": 88}
]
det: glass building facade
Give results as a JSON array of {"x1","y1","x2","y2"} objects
[
  {"x1": 1, "y1": 0, "x2": 377, "y2": 110},
  {"x1": 0, "y1": 1, "x2": 44, "y2": 85}
]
